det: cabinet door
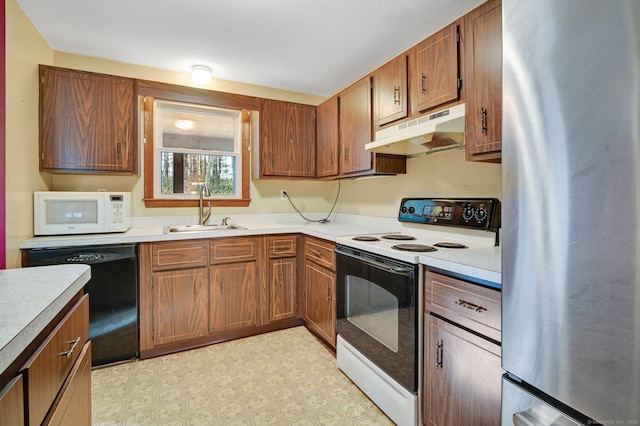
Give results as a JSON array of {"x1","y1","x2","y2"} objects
[
  {"x1": 465, "y1": 0, "x2": 502, "y2": 160},
  {"x1": 411, "y1": 22, "x2": 460, "y2": 113},
  {"x1": 152, "y1": 268, "x2": 209, "y2": 346},
  {"x1": 339, "y1": 76, "x2": 373, "y2": 174},
  {"x1": 374, "y1": 55, "x2": 408, "y2": 128},
  {"x1": 0, "y1": 376, "x2": 24, "y2": 426},
  {"x1": 40, "y1": 65, "x2": 136, "y2": 173},
  {"x1": 303, "y1": 261, "x2": 336, "y2": 348},
  {"x1": 260, "y1": 99, "x2": 316, "y2": 177},
  {"x1": 316, "y1": 95, "x2": 339, "y2": 177},
  {"x1": 269, "y1": 257, "x2": 297, "y2": 322},
  {"x1": 210, "y1": 262, "x2": 257, "y2": 332},
  {"x1": 424, "y1": 315, "x2": 502, "y2": 426},
  {"x1": 44, "y1": 342, "x2": 92, "y2": 426}
]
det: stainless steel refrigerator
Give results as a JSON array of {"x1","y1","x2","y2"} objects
[{"x1": 502, "y1": 0, "x2": 640, "y2": 424}]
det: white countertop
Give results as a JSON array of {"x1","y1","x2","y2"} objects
[
  {"x1": 419, "y1": 246, "x2": 501, "y2": 285},
  {"x1": 0, "y1": 264, "x2": 91, "y2": 374},
  {"x1": 19, "y1": 213, "x2": 501, "y2": 284}
]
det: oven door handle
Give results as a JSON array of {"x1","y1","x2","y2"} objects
[{"x1": 335, "y1": 247, "x2": 414, "y2": 277}]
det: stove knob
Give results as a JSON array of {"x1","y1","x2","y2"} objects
[
  {"x1": 408, "y1": 206, "x2": 415, "y2": 214},
  {"x1": 475, "y1": 206, "x2": 488, "y2": 223},
  {"x1": 400, "y1": 206, "x2": 408, "y2": 214},
  {"x1": 462, "y1": 205, "x2": 475, "y2": 222}
]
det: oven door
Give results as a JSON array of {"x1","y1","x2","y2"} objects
[{"x1": 335, "y1": 245, "x2": 418, "y2": 392}]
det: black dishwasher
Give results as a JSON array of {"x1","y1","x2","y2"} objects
[{"x1": 24, "y1": 243, "x2": 139, "y2": 367}]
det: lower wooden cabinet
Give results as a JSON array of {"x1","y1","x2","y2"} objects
[
  {"x1": 269, "y1": 257, "x2": 297, "y2": 322},
  {"x1": 139, "y1": 235, "x2": 304, "y2": 358},
  {"x1": 423, "y1": 269, "x2": 502, "y2": 425},
  {"x1": 0, "y1": 292, "x2": 90, "y2": 426},
  {"x1": 210, "y1": 262, "x2": 258, "y2": 332},
  {"x1": 424, "y1": 315, "x2": 501, "y2": 426},
  {"x1": 44, "y1": 341, "x2": 92, "y2": 426},
  {"x1": 152, "y1": 268, "x2": 209, "y2": 346},
  {"x1": 302, "y1": 237, "x2": 336, "y2": 348}
]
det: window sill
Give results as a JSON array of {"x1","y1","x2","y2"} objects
[{"x1": 143, "y1": 198, "x2": 251, "y2": 208}]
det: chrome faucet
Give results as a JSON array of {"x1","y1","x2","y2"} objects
[{"x1": 199, "y1": 184, "x2": 211, "y2": 225}]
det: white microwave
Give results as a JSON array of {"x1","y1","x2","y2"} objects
[{"x1": 34, "y1": 191, "x2": 132, "y2": 236}]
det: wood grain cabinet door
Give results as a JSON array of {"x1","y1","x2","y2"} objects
[
  {"x1": 0, "y1": 376, "x2": 24, "y2": 426},
  {"x1": 209, "y1": 262, "x2": 257, "y2": 332},
  {"x1": 465, "y1": 0, "x2": 502, "y2": 160},
  {"x1": 260, "y1": 99, "x2": 316, "y2": 177},
  {"x1": 269, "y1": 257, "x2": 297, "y2": 322},
  {"x1": 39, "y1": 65, "x2": 136, "y2": 174},
  {"x1": 374, "y1": 54, "x2": 408, "y2": 128},
  {"x1": 152, "y1": 268, "x2": 209, "y2": 346},
  {"x1": 316, "y1": 95, "x2": 339, "y2": 178},
  {"x1": 424, "y1": 315, "x2": 502, "y2": 426},
  {"x1": 410, "y1": 22, "x2": 460, "y2": 114},
  {"x1": 303, "y1": 261, "x2": 336, "y2": 348},
  {"x1": 339, "y1": 76, "x2": 373, "y2": 175}
]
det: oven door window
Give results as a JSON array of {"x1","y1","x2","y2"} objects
[
  {"x1": 345, "y1": 275, "x2": 399, "y2": 352},
  {"x1": 336, "y1": 251, "x2": 418, "y2": 392}
]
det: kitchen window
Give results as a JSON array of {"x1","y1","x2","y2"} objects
[{"x1": 143, "y1": 96, "x2": 251, "y2": 207}]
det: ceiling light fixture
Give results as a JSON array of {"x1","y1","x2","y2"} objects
[{"x1": 191, "y1": 65, "x2": 212, "y2": 84}]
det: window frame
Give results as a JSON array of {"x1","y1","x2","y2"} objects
[{"x1": 139, "y1": 80, "x2": 258, "y2": 208}]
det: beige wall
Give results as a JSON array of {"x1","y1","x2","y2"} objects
[
  {"x1": 5, "y1": 0, "x2": 502, "y2": 268},
  {"x1": 5, "y1": 0, "x2": 54, "y2": 268}
]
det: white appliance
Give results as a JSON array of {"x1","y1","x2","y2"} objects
[
  {"x1": 34, "y1": 191, "x2": 132, "y2": 236},
  {"x1": 334, "y1": 198, "x2": 500, "y2": 425}
]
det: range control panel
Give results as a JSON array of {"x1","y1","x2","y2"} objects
[{"x1": 398, "y1": 198, "x2": 501, "y2": 230}]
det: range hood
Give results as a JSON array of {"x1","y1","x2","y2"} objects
[{"x1": 365, "y1": 103, "x2": 465, "y2": 157}]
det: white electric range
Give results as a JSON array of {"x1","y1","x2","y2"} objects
[{"x1": 334, "y1": 198, "x2": 500, "y2": 426}]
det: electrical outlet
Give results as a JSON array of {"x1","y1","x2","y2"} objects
[{"x1": 280, "y1": 189, "x2": 288, "y2": 200}]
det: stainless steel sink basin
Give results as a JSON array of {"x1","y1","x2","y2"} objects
[{"x1": 165, "y1": 224, "x2": 247, "y2": 233}]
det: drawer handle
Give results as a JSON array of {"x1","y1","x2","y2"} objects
[
  {"x1": 455, "y1": 298, "x2": 487, "y2": 313},
  {"x1": 435, "y1": 339, "x2": 443, "y2": 369},
  {"x1": 311, "y1": 249, "x2": 322, "y2": 256},
  {"x1": 59, "y1": 337, "x2": 82, "y2": 359}
]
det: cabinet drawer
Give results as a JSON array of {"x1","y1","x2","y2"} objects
[
  {"x1": 22, "y1": 295, "x2": 89, "y2": 426},
  {"x1": 304, "y1": 238, "x2": 336, "y2": 271},
  {"x1": 152, "y1": 240, "x2": 208, "y2": 271},
  {"x1": 268, "y1": 235, "x2": 297, "y2": 258},
  {"x1": 424, "y1": 270, "x2": 501, "y2": 342},
  {"x1": 44, "y1": 341, "x2": 91, "y2": 426},
  {"x1": 210, "y1": 237, "x2": 258, "y2": 264}
]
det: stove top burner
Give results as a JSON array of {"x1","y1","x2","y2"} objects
[
  {"x1": 433, "y1": 242, "x2": 468, "y2": 249},
  {"x1": 352, "y1": 236, "x2": 381, "y2": 242},
  {"x1": 382, "y1": 234, "x2": 416, "y2": 241},
  {"x1": 391, "y1": 244, "x2": 437, "y2": 252}
]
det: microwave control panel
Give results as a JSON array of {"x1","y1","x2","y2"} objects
[
  {"x1": 110, "y1": 195, "x2": 126, "y2": 224},
  {"x1": 398, "y1": 198, "x2": 500, "y2": 230}
]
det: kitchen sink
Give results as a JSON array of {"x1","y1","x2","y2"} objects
[{"x1": 164, "y1": 224, "x2": 247, "y2": 233}]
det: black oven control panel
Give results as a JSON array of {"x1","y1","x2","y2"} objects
[{"x1": 398, "y1": 198, "x2": 501, "y2": 230}]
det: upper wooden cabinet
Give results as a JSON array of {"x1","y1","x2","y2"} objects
[
  {"x1": 259, "y1": 99, "x2": 316, "y2": 177},
  {"x1": 316, "y1": 95, "x2": 339, "y2": 178},
  {"x1": 409, "y1": 22, "x2": 461, "y2": 114},
  {"x1": 39, "y1": 65, "x2": 137, "y2": 174},
  {"x1": 464, "y1": 0, "x2": 502, "y2": 161},
  {"x1": 339, "y1": 76, "x2": 374, "y2": 175},
  {"x1": 373, "y1": 55, "x2": 408, "y2": 128},
  {"x1": 338, "y1": 76, "x2": 406, "y2": 177}
]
